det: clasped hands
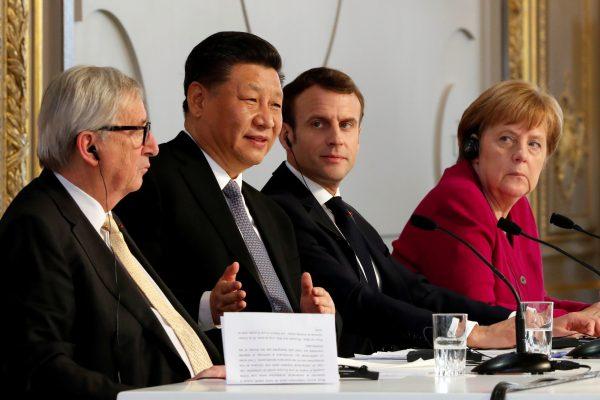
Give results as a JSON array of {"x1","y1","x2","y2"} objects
[
  {"x1": 209, "y1": 262, "x2": 335, "y2": 325},
  {"x1": 468, "y1": 310, "x2": 600, "y2": 349}
]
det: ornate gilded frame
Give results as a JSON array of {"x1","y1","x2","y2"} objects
[{"x1": 0, "y1": 0, "x2": 42, "y2": 215}]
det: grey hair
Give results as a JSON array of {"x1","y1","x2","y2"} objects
[{"x1": 37, "y1": 65, "x2": 143, "y2": 170}]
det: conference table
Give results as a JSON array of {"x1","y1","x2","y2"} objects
[{"x1": 118, "y1": 357, "x2": 600, "y2": 399}]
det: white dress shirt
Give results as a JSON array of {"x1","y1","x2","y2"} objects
[
  {"x1": 283, "y1": 163, "x2": 480, "y2": 339},
  {"x1": 54, "y1": 172, "x2": 194, "y2": 377},
  {"x1": 183, "y1": 131, "x2": 266, "y2": 331}
]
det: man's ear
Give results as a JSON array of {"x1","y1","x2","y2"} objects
[
  {"x1": 76, "y1": 131, "x2": 99, "y2": 166},
  {"x1": 279, "y1": 122, "x2": 294, "y2": 150},
  {"x1": 186, "y1": 82, "x2": 208, "y2": 118}
]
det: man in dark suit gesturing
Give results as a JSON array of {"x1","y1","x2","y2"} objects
[
  {"x1": 116, "y1": 32, "x2": 334, "y2": 344},
  {"x1": 262, "y1": 67, "x2": 596, "y2": 357},
  {"x1": 0, "y1": 66, "x2": 222, "y2": 399}
]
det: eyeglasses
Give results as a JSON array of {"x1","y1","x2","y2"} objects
[{"x1": 97, "y1": 121, "x2": 151, "y2": 146}]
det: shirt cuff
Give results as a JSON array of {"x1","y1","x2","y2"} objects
[
  {"x1": 509, "y1": 311, "x2": 517, "y2": 319},
  {"x1": 198, "y1": 290, "x2": 218, "y2": 331},
  {"x1": 466, "y1": 320, "x2": 478, "y2": 339}
]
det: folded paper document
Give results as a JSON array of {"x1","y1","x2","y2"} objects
[{"x1": 222, "y1": 312, "x2": 339, "y2": 384}]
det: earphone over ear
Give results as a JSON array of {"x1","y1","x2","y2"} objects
[
  {"x1": 285, "y1": 135, "x2": 292, "y2": 148},
  {"x1": 88, "y1": 145, "x2": 99, "y2": 161},
  {"x1": 463, "y1": 134, "x2": 479, "y2": 160}
]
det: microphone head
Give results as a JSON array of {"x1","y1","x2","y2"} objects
[
  {"x1": 497, "y1": 217, "x2": 522, "y2": 235},
  {"x1": 550, "y1": 213, "x2": 575, "y2": 230},
  {"x1": 410, "y1": 214, "x2": 438, "y2": 231}
]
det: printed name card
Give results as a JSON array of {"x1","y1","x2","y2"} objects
[{"x1": 221, "y1": 312, "x2": 339, "y2": 384}]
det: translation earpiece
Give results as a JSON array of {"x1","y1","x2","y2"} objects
[
  {"x1": 285, "y1": 135, "x2": 293, "y2": 148},
  {"x1": 88, "y1": 145, "x2": 99, "y2": 161},
  {"x1": 463, "y1": 134, "x2": 479, "y2": 160}
]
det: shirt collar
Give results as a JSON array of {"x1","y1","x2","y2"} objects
[
  {"x1": 285, "y1": 161, "x2": 341, "y2": 206},
  {"x1": 54, "y1": 172, "x2": 110, "y2": 233},
  {"x1": 183, "y1": 129, "x2": 243, "y2": 190}
]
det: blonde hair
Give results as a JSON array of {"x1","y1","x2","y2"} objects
[
  {"x1": 457, "y1": 80, "x2": 563, "y2": 160},
  {"x1": 37, "y1": 65, "x2": 143, "y2": 171}
]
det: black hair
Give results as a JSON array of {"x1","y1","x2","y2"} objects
[
  {"x1": 183, "y1": 31, "x2": 283, "y2": 112},
  {"x1": 282, "y1": 67, "x2": 364, "y2": 128}
]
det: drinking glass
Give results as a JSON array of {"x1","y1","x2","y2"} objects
[
  {"x1": 432, "y1": 313, "x2": 467, "y2": 376},
  {"x1": 521, "y1": 301, "x2": 553, "y2": 356}
]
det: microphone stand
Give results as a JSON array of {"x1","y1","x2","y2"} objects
[
  {"x1": 497, "y1": 217, "x2": 600, "y2": 361},
  {"x1": 498, "y1": 218, "x2": 600, "y2": 279},
  {"x1": 410, "y1": 215, "x2": 552, "y2": 374}
]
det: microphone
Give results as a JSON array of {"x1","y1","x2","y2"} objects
[
  {"x1": 497, "y1": 218, "x2": 600, "y2": 279},
  {"x1": 550, "y1": 213, "x2": 600, "y2": 240},
  {"x1": 410, "y1": 214, "x2": 551, "y2": 374},
  {"x1": 550, "y1": 213, "x2": 575, "y2": 229}
]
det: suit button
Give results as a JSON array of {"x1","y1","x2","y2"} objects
[{"x1": 520, "y1": 275, "x2": 527, "y2": 285}]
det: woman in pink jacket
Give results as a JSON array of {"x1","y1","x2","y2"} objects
[{"x1": 392, "y1": 80, "x2": 599, "y2": 317}]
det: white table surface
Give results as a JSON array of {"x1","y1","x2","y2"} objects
[{"x1": 118, "y1": 359, "x2": 600, "y2": 400}]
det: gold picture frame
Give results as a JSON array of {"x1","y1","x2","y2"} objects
[{"x1": 0, "y1": 0, "x2": 42, "y2": 215}]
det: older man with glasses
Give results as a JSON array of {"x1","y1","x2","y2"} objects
[
  {"x1": 98, "y1": 121, "x2": 152, "y2": 146},
  {"x1": 0, "y1": 66, "x2": 223, "y2": 400}
]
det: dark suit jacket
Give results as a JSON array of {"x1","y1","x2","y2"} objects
[
  {"x1": 115, "y1": 132, "x2": 302, "y2": 333},
  {"x1": 0, "y1": 169, "x2": 221, "y2": 400},
  {"x1": 262, "y1": 163, "x2": 512, "y2": 357}
]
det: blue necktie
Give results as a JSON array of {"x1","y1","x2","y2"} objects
[{"x1": 223, "y1": 180, "x2": 293, "y2": 313}]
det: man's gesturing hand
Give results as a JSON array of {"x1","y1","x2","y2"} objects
[
  {"x1": 300, "y1": 272, "x2": 335, "y2": 314},
  {"x1": 210, "y1": 262, "x2": 246, "y2": 324}
]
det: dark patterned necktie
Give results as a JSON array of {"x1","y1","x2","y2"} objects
[
  {"x1": 325, "y1": 196, "x2": 379, "y2": 289},
  {"x1": 223, "y1": 180, "x2": 293, "y2": 313}
]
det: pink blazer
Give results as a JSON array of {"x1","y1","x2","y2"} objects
[{"x1": 392, "y1": 160, "x2": 588, "y2": 316}]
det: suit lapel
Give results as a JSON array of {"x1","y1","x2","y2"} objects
[
  {"x1": 273, "y1": 164, "x2": 344, "y2": 241},
  {"x1": 310, "y1": 207, "x2": 345, "y2": 242},
  {"x1": 41, "y1": 170, "x2": 189, "y2": 372},
  {"x1": 350, "y1": 208, "x2": 388, "y2": 266},
  {"x1": 349, "y1": 205, "x2": 412, "y2": 295},
  {"x1": 170, "y1": 132, "x2": 263, "y2": 286},
  {"x1": 119, "y1": 219, "x2": 219, "y2": 364},
  {"x1": 117, "y1": 217, "x2": 205, "y2": 364}
]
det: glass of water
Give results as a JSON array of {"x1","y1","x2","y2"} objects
[
  {"x1": 432, "y1": 313, "x2": 467, "y2": 376},
  {"x1": 521, "y1": 301, "x2": 553, "y2": 356}
]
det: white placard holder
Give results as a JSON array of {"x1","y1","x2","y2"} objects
[{"x1": 221, "y1": 312, "x2": 339, "y2": 384}]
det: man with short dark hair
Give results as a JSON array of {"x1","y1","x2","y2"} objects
[
  {"x1": 116, "y1": 32, "x2": 335, "y2": 348},
  {"x1": 0, "y1": 66, "x2": 222, "y2": 400},
  {"x1": 262, "y1": 67, "x2": 598, "y2": 357}
]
